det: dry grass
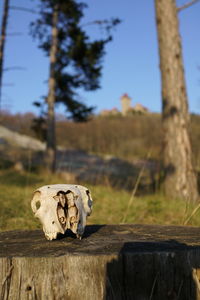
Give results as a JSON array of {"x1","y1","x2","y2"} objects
[
  {"x1": 1, "y1": 168, "x2": 200, "y2": 232},
  {"x1": 2, "y1": 111, "x2": 200, "y2": 166}
]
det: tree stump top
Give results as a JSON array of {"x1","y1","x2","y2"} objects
[{"x1": 1, "y1": 224, "x2": 200, "y2": 257}]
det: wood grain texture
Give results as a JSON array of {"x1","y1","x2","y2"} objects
[{"x1": 1, "y1": 224, "x2": 200, "y2": 299}]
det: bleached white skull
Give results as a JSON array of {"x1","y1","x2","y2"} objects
[{"x1": 31, "y1": 184, "x2": 93, "y2": 240}]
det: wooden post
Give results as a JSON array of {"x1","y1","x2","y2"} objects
[{"x1": 1, "y1": 224, "x2": 200, "y2": 299}]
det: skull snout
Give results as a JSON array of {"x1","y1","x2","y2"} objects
[{"x1": 31, "y1": 184, "x2": 93, "y2": 240}]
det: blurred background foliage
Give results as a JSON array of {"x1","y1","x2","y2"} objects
[{"x1": 1, "y1": 111, "x2": 200, "y2": 232}]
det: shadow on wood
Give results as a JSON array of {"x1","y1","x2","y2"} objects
[
  {"x1": 56, "y1": 224, "x2": 105, "y2": 240},
  {"x1": 1, "y1": 224, "x2": 200, "y2": 299},
  {"x1": 106, "y1": 240, "x2": 200, "y2": 300}
]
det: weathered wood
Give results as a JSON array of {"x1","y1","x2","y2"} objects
[{"x1": 1, "y1": 224, "x2": 200, "y2": 299}]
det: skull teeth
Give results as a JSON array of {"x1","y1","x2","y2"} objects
[{"x1": 45, "y1": 231, "x2": 58, "y2": 240}]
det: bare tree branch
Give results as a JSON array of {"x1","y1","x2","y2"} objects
[
  {"x1": 9, "y1": 6, "x2": 38, "y2": 14},
  {"x1": 0, "y1": 0, "x2": 9, "y2": 112},
  {"x1": 177, "y1": 0, "x2": 200, "y2": 12},
  {"x1": 82, "y1": 20, "x2": 109, "y2": 27},
  {"x1": 3, "y1": 66, "x2": 26, "y2": 72},
  {"x1": 3, "y1": 83, "x2": 14, "y2": 87},
  {"x1": 7, "y1": 32, "x2": 23, "y2": 36}
]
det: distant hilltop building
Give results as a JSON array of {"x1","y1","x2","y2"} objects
[
  {"x1": 100, "y1": 107, "x2": 119, "y2": 117},
  {"x1": 121, "y1": 93, "x2": 131, "y2": 116},
  {"x1": 121, "y1": 93, "x2": 149, "y2": 116},
  {"x1": 133, "y1": 103, "x2": 149, "y2": 114},
  {"x1": 99, "y1": 93, "x2": 149, "y2": 117}
]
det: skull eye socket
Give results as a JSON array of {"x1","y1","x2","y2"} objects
[
  {"x1": 31, "y1": 191, "x2": 41, "y2": 214},
  {"x1": 36, "y1": 201, "x2": 41, "y2": 210}
]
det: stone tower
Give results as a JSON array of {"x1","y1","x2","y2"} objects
[{"x1": 120, "y1": 93, "x2": 131, "y2": 116}]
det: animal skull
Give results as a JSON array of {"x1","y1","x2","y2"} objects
[{"x1": 31, "y1": 184, "x2": 93, "y2": 240}]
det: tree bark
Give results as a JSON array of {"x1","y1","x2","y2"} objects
[
  {"x1": 155, "y1": 0, "x2": 198, "y2": 202},
  {"x1": 45, "y1": 4, "x2": 59, "y2": 172},
  {"x1": 177, "y1": 0, "x2": 200, "y2": 12},
  {"x1": 1, "y1": 224, "x2": 200, "y2": 300},
  {"x1": 0, "y1": 0, "x2": 9, "y2": 112}
]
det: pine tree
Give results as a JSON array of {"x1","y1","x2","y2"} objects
[{"x1": 31, "y1": 0, "x2": 120, "y2": 171}]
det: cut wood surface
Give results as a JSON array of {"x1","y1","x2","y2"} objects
[{"x1": 1, "y1": 224, "x2": 200, "y2": 299}]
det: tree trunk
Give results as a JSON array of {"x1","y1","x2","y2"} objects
[
  {"x1": 0, "y1": 0, "x2": 9, "y2": 112},
  {"x1": 1, "y1": 224, "x2": 200, "y2": 300},
  {"x1": 45, "y1": 4, "x2": 59, "y2": 172},
  {"x1": 155, "y1": 0, "x2": 198, "y2": 202}
]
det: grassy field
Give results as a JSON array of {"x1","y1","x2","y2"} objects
[{"x1": 1, "y1": 168, "x2": 200, "y2": 232}]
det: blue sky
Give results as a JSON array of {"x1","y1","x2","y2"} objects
[{"x1": 0, "y1": 0, "x2": 200, "y2": 115}]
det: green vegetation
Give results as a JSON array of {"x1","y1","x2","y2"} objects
[{"x1": 1, "y1": 169, "x2": 200, "y2": 232}]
